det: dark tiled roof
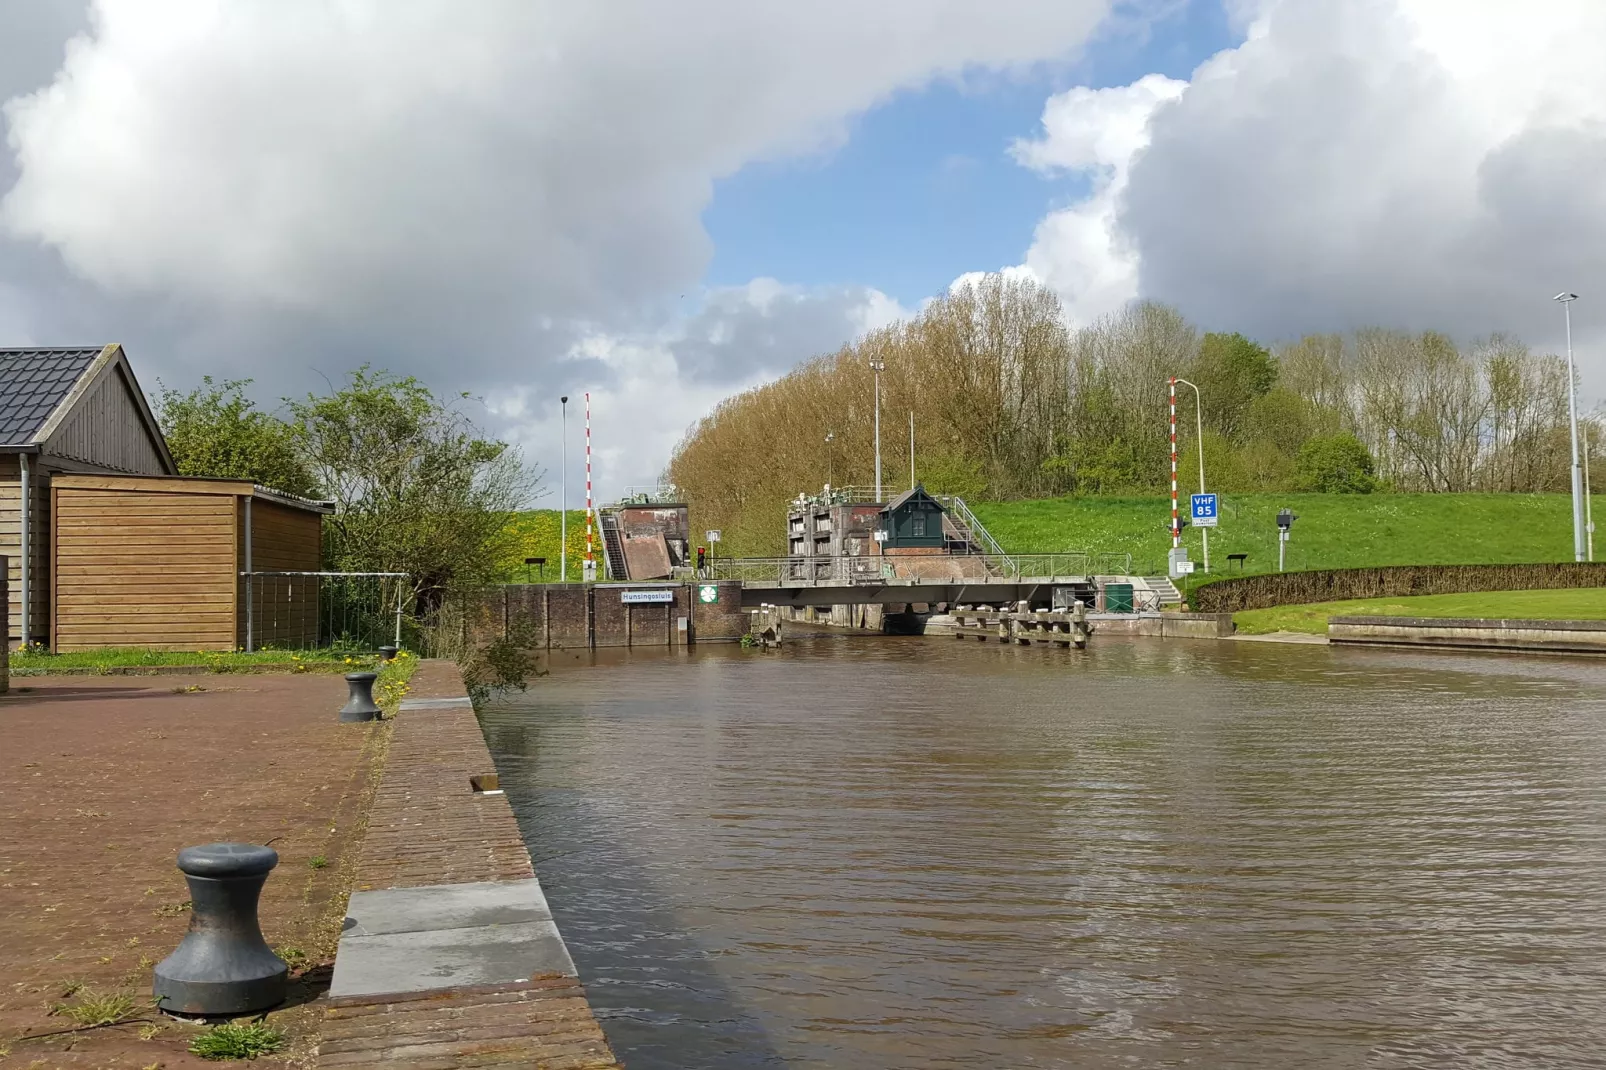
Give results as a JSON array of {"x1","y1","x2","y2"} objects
[
  {"x1": 884, "y1": 484, "x2": 941, "y2": 513},
  {"x1": 0, "y1": 348, "x2": 103, "y2": 444}
]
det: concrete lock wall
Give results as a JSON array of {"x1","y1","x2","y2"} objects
[
  {"x1": 1086, "y1": 612, "x2": 1235, "y2": 640},
  {"x1": 468, "y1": 581, "x2": 748, "y2": 651},
  {"x1": 1329, "y1": 615, "x2": 1606, "y2": 654}
]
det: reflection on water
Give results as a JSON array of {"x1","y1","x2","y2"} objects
[{"x1": 482, "y1": 637, "x2": 1606, "y2": 1069}]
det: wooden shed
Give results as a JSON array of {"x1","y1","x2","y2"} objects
[
  {"x1": 50, "y1": 474, "x2": 333, "y2": 652},
  {"x1": 2, "y1": 345, "x2": 176, "y2": 649},
  {"x1": 880, "y1": 484, "x2": 947, "y2": 550}
]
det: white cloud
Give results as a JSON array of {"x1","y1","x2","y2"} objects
[
  {"x1": 489, "y1": 282, "x2": 911, "y2": 497},
  {"x1": 0, "y1": 0, "x2": 1115, "y2": 488},
  {"x1": 1008, "y1": 74, "x2": 1185, "y2": 324},
  {"x1": 1014, "y1": 0, "x2": 1606, "y2": 380},
  {"x1": 3, "y1": 0, "x2": 1113, "y2": 324}
]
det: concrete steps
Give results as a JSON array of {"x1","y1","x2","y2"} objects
[{"x1": 1144, "y1": 576, "x2": 1183, "y2": 605}]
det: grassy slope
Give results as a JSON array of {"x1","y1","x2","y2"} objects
[
  {"x1": 1235, "y1": 588, "x2": 1606, "y2": 635},
  {"x1": 501, "y1": 510, "x2": 598, "y2": 583},
  {"x1": 971, "y1": 492, "x2": 1606, "y2": 580}
]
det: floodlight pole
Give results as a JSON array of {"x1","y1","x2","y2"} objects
[
  {"x1": 1556, "y1": 293, "x2": 1585, "y2": 561},
  {"x1": 870, "y1": 357, "x2": 886, "y2": 501},
  {"x1": 1175, "y1": 377, "x2": 1208, "y2": 573},
  {"x1": 909, "y1": 410, "x2": 915, "y2": 492}
]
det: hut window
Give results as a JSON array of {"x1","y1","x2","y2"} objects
[{"x1": 912, "y1": 514, "x2": 926, "y2": 537}]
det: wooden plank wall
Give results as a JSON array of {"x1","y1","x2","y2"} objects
[
  {"x1": 53, "y1": 487, "x2": 237, "y2": 651},
  {"x1": 240, "y1": 499, "x2": 324, "y2": 650},
  {"x1": 42, "y1": 362, "x2": 169, "y2": 474},
  {"x1": 1, "y1": 457, "x2": 52, "y2": 649}
]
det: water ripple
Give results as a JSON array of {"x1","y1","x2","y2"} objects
[{"x1": 483, "y1": 638, "x2": 1606, "y2": 1069}]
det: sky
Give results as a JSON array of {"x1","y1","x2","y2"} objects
[{"x1": 2, "y1": 0, "x2": 1604, "y2": 501}]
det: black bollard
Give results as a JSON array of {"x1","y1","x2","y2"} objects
[
  {"x1": 153, "y1": 843, "x2": 287, "y2": 1017},
  {"x1": 340, "y1": 671, "x2": 381, "y2": 722},
  {"x1": 378, "y1": 644, "x2": 399, "y2": 662}
]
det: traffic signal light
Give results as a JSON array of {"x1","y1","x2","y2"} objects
[{"x1": 696, "y1": 546, "x2": 706, "y2": 569}]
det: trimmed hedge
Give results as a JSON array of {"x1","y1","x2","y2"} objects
[{"x1": 1191, "y1": 563, "x2": 1606, "y2": 614}]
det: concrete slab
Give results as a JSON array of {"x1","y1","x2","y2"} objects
[
  {"x1": 330, "y1": 878, "x2": 576, "y2": 999},
  {"x1": 398, "y1": 695, "x2": 475, "y2": 710},
  {"x1": 343, "y1": 878, "x2": 552, "y2": 937},
  {"x1": 330, "y1": 921, "x2": 576, "y2": 998}
]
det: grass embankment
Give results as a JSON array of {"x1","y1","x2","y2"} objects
[
  {"x1": 972, "y1": 492, "x2": 1606, "y2": 580},
  {"x1": 10, "y1": 649, "x2": 420, "y2": 712},
  {"x1": 500, "y1": 509, "x2": 597, "y2": 583},
  {"x1": 1234, "y1": 588, "x2": 1606, "y2": 635}
]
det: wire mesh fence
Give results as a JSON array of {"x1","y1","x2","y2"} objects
[{"x1": 240, "y1": 571, "x2": 411, "y2": 652}]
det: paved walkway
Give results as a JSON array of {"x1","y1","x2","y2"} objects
[
  {"x1": 318, "y1": 663, "x2": 620, "y2": 1069},
  {"x1": 0, "y1": 672, "x2": 386, "y2": 1068}
]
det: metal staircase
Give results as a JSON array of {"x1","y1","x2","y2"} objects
[
  {"x1": 600, "y1": 511, "x2": 629, "y2": 581},
  {"x1": 1144, "y1": 576, "x2": 1183, "y2": 605},
  {"x1": 939, "y1": 496, "x2": 1011, "y2": 566}
]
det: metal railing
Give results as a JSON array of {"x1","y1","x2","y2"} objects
[
  {"x1": 705, "y1": 551, "x2": 1132, "y2": 585},
  {"x1": 240, "y1": 571, "x2": 409, "y2": 652},
  {"x1": 939, "y1": 495, "x2": 1008, "y2": 561},
  {"x1": 616, "y1": 484, "x2": 683, "y2": 505}
]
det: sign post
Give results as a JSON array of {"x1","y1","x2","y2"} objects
[
  {"x1": 1190, "y1": 493, "x2": 1218, "y2": 528},
  {"x1": 1276, "y1": 509, "x2": 1297, "y2": 572},
  {"x1": 705, "y1": 530, "x2": 721, "y2": 576}
]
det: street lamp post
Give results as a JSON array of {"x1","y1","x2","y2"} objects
[
  {"x1": 1174, "y1": 377, "x2": 1209, "y2": 573},
  {"x1": 869, "y1": 357, "x2": 886, "y2": 501},
  {"x1": 560, "y1": 395, "x2": 569, "y2": 582},
  {"x1": 1556, "y1": 293, "x2": 1585, "y2": 562}
]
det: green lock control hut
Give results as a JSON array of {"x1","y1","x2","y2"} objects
[{"x1": 880, "y1": 484, "x2": 947, "y2": 552}]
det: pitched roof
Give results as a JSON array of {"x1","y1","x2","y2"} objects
[
  {"x1": 884, "y1": 483, "x2": 942, "y2": 513},
  {"x1": 0, "y1": 348, "x2": 106, "y2": 444}
]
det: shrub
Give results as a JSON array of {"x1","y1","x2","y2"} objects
[{"x1": 1295, "y1": 433, "x2": 1378, "y2": 493}]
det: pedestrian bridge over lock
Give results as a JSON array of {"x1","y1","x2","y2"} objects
[{"x1": 703, "y1": 552, "x2": 1154, "y2": 610}]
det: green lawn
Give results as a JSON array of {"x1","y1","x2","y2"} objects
[
  {"x1": 10, "y1": 648, "x2": 386, "y2": 672},
  {"x1": 971, "y1": 492, "x2": 1606, "y2": 581},
  {"x1": 9, "y1": 647, "x2": 421, "y2": 713},
  {"x1": 1234, "y1": 588, "x2": 1606, "y2": 635}
]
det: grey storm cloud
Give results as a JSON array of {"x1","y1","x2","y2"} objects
[
  {"x1": 0, "y1": 0, "x2": 1114, "y2": 490},
  {"x1": 1115, "y1": 0, "x2": 1606, "y2": 357},
  {"x1": 669, "y1": 283, "x2": 896, "y2": 384}
]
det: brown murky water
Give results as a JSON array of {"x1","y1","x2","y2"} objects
[{"x1": 481, "y1": 637, "x2": 1606, "y2": 1068}]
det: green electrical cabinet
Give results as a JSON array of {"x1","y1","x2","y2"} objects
[{"x1": 1105, "y1": 583, "x2": 1135, "y2": 613}]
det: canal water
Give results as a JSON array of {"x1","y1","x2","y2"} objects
[{"x1": 480, "y1": 637, "x2": 1606, "y2": 1068}]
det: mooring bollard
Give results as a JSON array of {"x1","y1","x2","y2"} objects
[
  {"x1": 153, "y1": 843, "x2": 287, "y2": 1017},
  {"x1": 340, "y1": 671, "x2": 381, "y2": 722},
  {"x1": 378, "y1": 644, "x2": 399, "y2": 662}
]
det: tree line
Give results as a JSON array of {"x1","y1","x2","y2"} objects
[
  {"x1": 667, "y1": 273, "x2": 1601, "y2": 554},
  {"x1": 157, "y1": 368, "x2": 534, "y2": 605}
]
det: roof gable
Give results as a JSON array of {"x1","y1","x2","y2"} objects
[
  {"x1": 884, "y1": 484, "x2": 943, "y2": 514},
  {"x1": 0, "y1": 348, "x2": 104, "y2": 444}
]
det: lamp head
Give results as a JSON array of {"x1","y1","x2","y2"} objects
[{"x1": 1555, "y1": 292, "x2": 1579, "y2": 303}]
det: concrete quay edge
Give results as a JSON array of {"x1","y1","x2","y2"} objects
[{"x1": 319, "y1": 659, "x2": 621, "y2": 1069}]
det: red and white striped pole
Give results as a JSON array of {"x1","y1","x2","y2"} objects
[
  {"x1": 584, "y1": 392, "x2": 595, "y2": 581},
  {"x1": 1169, "y1": 377, "x2": 1180, "y2": 549}
]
